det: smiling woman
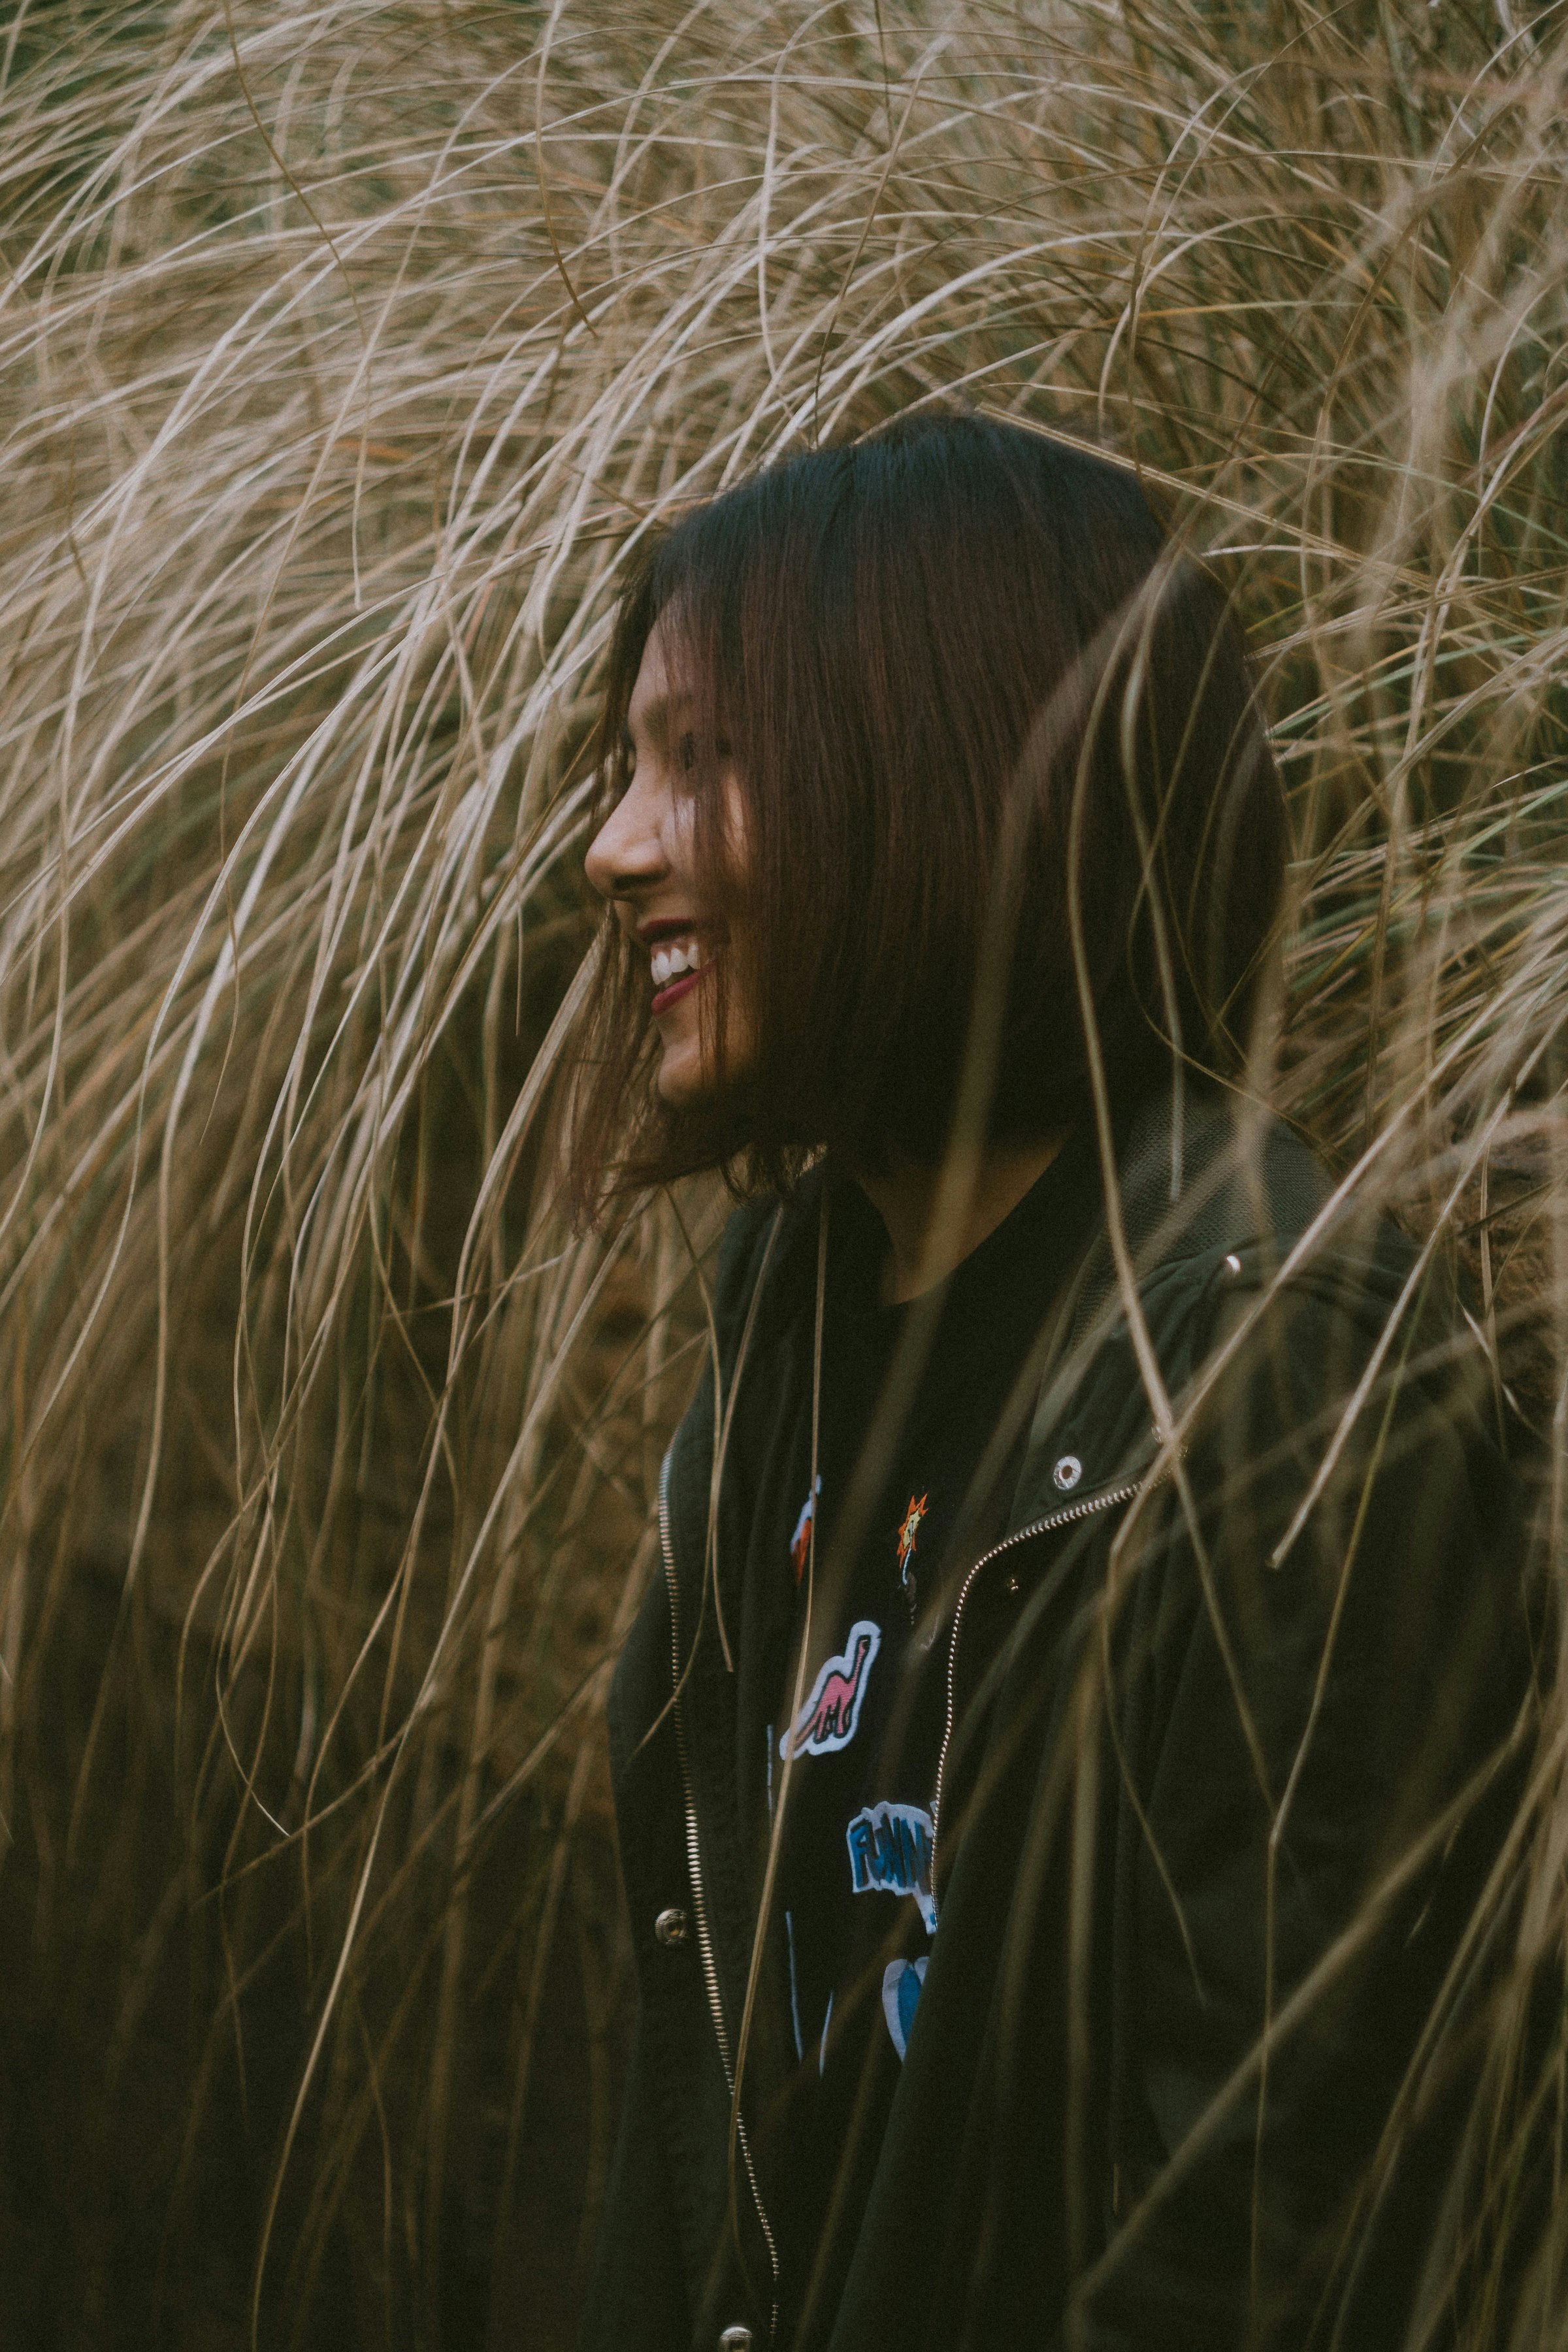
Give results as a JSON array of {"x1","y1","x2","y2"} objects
[
  {"x1": 568, "y1": 412, "x2": 1284, "y2": 1220},
  {"x1": 568, "y1": 415, "x2": 1534, "y2": 2352},
  {"x1": 583, "y1": 617, "x2": 749, "y2": 1109}
]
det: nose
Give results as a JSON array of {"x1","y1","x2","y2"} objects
[{"x1": 585, "y1": 765, "x2": 668, "y2": 902}]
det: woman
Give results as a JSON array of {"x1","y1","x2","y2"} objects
[{"x1": 572, "y1": 415, "x2": 1529, "y2": 2351}]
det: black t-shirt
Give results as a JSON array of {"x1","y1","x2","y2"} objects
[{"x1": 760, "y1": 1128, "x2": 1104, "y2": 2331}]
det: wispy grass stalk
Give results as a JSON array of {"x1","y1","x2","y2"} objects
[{"x1": 1, "y1": 0, "x2": 1567, "y2": 2338}]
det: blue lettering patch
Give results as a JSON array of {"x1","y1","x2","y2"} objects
[{"x1": 845, "y1": 1800, "x2": 936, "y2": 1934}]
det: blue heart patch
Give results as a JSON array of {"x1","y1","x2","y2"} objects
[{"x1": 881, "y1": 1955, "x2": 928, "y2": 2060}]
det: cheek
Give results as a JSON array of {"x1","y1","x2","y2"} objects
[
  {"x1": 652, "y1": 1002, "x2": 709, "y2": 1102},
  {"x1": 719, "y1": 773, "x2": 751, "y2": 877}
]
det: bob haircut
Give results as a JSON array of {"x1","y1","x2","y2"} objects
[{"x1": 567, "y1": 411, "x2": 1286, "y2": 1212}]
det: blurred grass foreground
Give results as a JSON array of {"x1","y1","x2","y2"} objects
[{"x1": 3, "y1": 0, "x2": 1568, "y2": 2344}]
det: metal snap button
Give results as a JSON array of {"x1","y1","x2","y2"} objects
[
  {"x1": 719, "y1": 2330, "x2": 753, "y2": 2350},
  {"x1": 1052, "y1": 1454, "x2": 1083, "y2": 1492},
  {"x1": 654, "y1": 1906, "x2": 690, "y2": 1946},
  {"x1": 1224, "y1": 1251, "x2": 1242, "y2": 1275}
]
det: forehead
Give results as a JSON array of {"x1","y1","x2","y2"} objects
[{"x1": 626, "y1": 614, "x2": 702, "y2": 736}]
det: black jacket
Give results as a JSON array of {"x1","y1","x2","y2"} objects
[{"x1": 584, "y1": 1097, "x2": 1533, "y2": 2352}]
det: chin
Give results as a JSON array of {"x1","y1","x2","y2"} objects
[
  {"x1": 655, "y1": 1053, "x2": 711, "y2": 1107},
  {"x1": 653, "y1": 1019, "x2": 752, "y2": 1110}
]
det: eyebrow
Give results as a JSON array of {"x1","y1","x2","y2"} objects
[{"x1": 630, "y1": 688, "x2": 696, "y2": 730}]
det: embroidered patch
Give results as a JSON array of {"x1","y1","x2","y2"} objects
[
  {"x1": 779, "y1": 1620, "x2": 881, "y2": 1759},
  {"x1": 894, "y1": 1492, "x2": 928, "y2": 1585},
  {"x1": 882, "y1": 1955, "x2": 928, "y2": 2059},
  {"x1": 789, "y1": 1475, "x2": 821, "y2": 1584},
  {"x1": 846, "y1": 1799, "x2": 937, "y2": 1934}
]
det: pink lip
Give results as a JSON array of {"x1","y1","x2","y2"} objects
[{"x1": 651, "y1": 964, "x2": 709, "y2": 1017}]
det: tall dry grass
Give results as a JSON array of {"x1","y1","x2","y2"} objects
[{"x1": 1, "y1": 0, "x2": 1567, "y2": 2342}]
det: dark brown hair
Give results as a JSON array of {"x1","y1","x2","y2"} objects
[{"x1": 566, "y1": 411, "x2": 1286, "y2": 1213}]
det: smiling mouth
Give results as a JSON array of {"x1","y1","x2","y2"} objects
[
  {"x1": 651, "y1": 966, "x2": 708, "y2": 1017},
  {"x1": 647, "y1": 932, "x2": 711, "y2": 1017}
]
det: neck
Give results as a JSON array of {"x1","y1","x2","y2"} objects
[{"x1": 852, "y1": 1135, "x2": 1065, "y2": 1306}]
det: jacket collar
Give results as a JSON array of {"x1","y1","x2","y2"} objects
[{"x1": 667, "y1": 1087, "x2": 1335, "y2": 1622}]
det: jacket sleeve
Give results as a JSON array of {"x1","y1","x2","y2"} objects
[
  {"x1": 1081, "y1": 1266, "x2": 1531, "y2": 2349},
  {"x1": 579, "y1": 2001, "x2": 692, "y2": 2352},
  {"x1": 581, "y1": 1194, "x2": 789, "y2": 2352}
]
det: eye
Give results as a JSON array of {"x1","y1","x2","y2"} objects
[{"x1": 678, "y1": 731, "x2": 698, "y2": 775}]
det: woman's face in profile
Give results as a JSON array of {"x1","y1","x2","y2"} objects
[{"x1": 585, "y1": 616, "x2": 751, "y2": 1106}]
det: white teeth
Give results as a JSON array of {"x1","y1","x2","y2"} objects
[{"x1": 651, "y1": 939, "x2": 703, "y2": 988}]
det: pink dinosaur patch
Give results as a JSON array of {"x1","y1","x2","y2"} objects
[{"x1": 779, "y1": 1620, "x2": 882, "y2": 1759}]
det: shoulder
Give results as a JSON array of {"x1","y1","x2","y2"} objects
[
  {"x1": 1132, "y1": 1113, "x2": 1524, "y2": 1669},
  {"x1": 1044, "y1": 1090, "x2": 1502, "y2": 1506},
  {"x1": 1115, "y1": 1089, "x2": 1328, "y2": 1286},
  {"x1": 1056, "y1": 1094, "x2": 1333, "y2": 1408},
  {"x1": 1089, "y1": 1088, "x2": 1439, "y2": 1366}
]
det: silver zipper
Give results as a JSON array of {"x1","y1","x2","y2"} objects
[
  {"x1": 659, "y1": 1460, "x2": 781, "y2": 2337},
  {"x1": 930, "y1": 1478, "x2": 1141, "y2": 1906}
]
